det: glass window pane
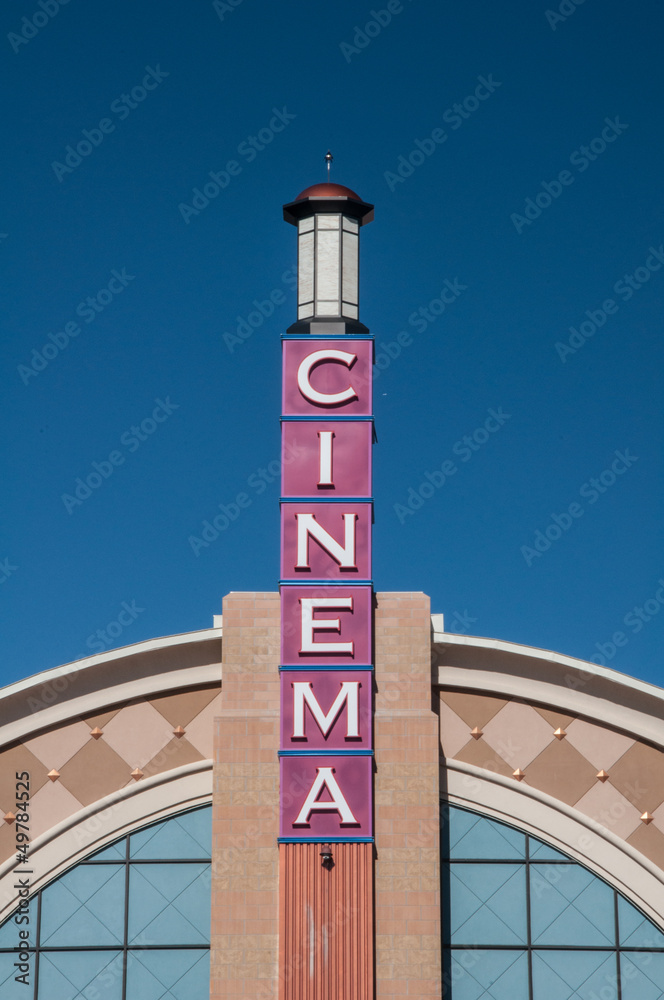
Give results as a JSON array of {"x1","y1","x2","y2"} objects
[
  {"x1": 0, "y1": 910, "x2": 34, "y2": 948},
  {"x1": 40, "y1": 864, "x2": 125, "y2": 946},
  {"x1": 618, "y1": 895, "x2": 664, "y2": 948},
  {"x1": 0, "y1": 952, "x2": 36, "y2": 1000},
  {"x1": 37, "y1": 950, "x2": 123, "y2": 1000},
  {"x1": 128, "y1": 863, "x2": 210, "y2": 945},
  {"x1": 130, "y1": 807, "x2": 211, "y2": 860},
  {"x1": 88, "y1": 840, "x2": 126, "y2": 862},
  {"x1": 445, "y1": 807, "x2": 526, "y2": 860},
  {"x1": 532, "y1": 951, "x2": 617, "y2": 999},
  {"x1": 530, "y1": 863, "x2": 614, "y2": 946},
  {"x1": 126, "y1": 948, "x2": 209, "y2": 1000},
  {"x1": 621, "y1": 953, "x2": 664, "y2": 1000},
  {"x1": 444, "y1": 949, "x2": 528, "y2": 999},
  {"x1": 528, "y1": 838, "x2": 569, "y2": 861},
  {"x1": 447, "y1": 863, "x2": 526, "y2": 945}
]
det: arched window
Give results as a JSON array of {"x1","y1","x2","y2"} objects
[
  {"x1": 0, "y1": 805, "x2": 211, "y2": 999},
  {"x1": 441, "y1": 804, "x2": 664, "y2": 999}
]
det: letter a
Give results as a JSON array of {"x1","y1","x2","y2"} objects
[{"x1": 293, "y1": 766, "x2": 358, "y2": 825}]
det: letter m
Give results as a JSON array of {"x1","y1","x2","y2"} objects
[
  {"x1": 292, "y1": 681, "x2": 360, "y2": 739},
  {"x1": 295, "y1": 512, "x2": 357, "y2": 568}
]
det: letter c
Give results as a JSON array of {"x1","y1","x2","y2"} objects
[{"x1": 297, "y1": 349, "x2": 358, "y2": 406}]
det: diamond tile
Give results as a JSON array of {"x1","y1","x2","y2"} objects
[
  {"x1": 439, "y1": 692, "x2": 507, "y2": 729},
  {"x1": 24, "y1": 721, "x2": 92, "y2": 770},
  {"x1": 149, "y1": 687, "x2": 220, "y2": 727},
  {"x1": 29, "y1": 779, "x2": 84, "y2": 841},
  {"x1": 482, "y1": 702, "x2": 555, "y2": 769},
  {"x1": 574, "y1": 780, "x2": 642, "y2": 840},
  {"x1": 438, "y1": 698, "x2": 472, "y2": 759},
  {"x1": 524, "y1": 739, "x2": 597, "y2": 806},
  {"x1": 142, "y1": 737, "x2": 204, "y2": 780},
  {"x1": 82, "y1": 709, "x2": 121, "y2": 730},
  {"x1": 58, "y1": 740, "x2": 131, "y2": 806},
  {"x1": 454, "y1": 737, "x2": 514, "y2": 777},
  {"x1": 183, "y1": 693, "x2": 222, "y2": 759},
  {"x1": 565, "y1": 719, "x2": 635, "y2": 770},
  {"x1": 627, "y1": 821, "x2": 664, "y2": 871},
  {"x1": 532, "y1": 707, "x2": 575, "y2": 730},
  {"x1": 0, "y1": 745, "x2": 48, "y2": 806},
  {"x1": 101, "y1": 702, "x2": 174, "y2": 768},
  {"x1": 608, "y1": 742, "x2": 664, "y2": 812}
]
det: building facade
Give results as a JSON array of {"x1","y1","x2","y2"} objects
[{"x1": 1, "y1": 183, "x2": 664, "y2": 999}]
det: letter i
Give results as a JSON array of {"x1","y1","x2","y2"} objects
[{"x1": 318, "y1": 430, "x2": 335, "y2": 486}]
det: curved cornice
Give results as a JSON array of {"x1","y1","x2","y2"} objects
[
  {"x1": 434, "y1": 632, "x2": 664, "y2": 748},
  {"x1": 0, "y1": 628, "x2": 222, "y2": 750}
]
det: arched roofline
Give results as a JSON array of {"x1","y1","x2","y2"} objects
[
  {"x1": 0, "y1": 760, "x2": 212, "y2": 924},
  {"x1": 0, "y1": 626, "x2": 222, "y2": 750},
  {"x1": 445, "y1": 759, "x2": 664, "y2": 930},
  {"x1": 434, "y1": 631, "x2": 664, "y2": 749}
]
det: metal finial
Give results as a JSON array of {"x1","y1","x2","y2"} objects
[{"x1": 325, "y1": 150, "x2": 333, "y2": 180}]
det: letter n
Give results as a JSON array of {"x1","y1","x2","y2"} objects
[{"x1": 295, "y1": 512, "x2": 357, "y2": 568}]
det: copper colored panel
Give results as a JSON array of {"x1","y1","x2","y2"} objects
[{"x1": 279, "y1": 841, "x2": 373, "y2": 1000}]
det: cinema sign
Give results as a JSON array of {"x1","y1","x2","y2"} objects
[{"x1": 278, "y1": 182, "x2": 375, "y2": 841}]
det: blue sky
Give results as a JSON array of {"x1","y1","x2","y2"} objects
[{"x1": 2, "y1": 0, "x2": 663, "y2": 688}]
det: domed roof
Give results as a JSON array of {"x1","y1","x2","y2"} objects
[{"x1": 295, "y1": 182, "x2": 361, "y2": 201}]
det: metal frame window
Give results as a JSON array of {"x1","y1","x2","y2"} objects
[
  {"x1": 441, "y1": 804, "x2": 664, "y2": 999},
  {"x1": 0, "y1": 805, "x2": 211, "y2": 1000}
]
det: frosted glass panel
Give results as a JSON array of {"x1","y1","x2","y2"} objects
[{"x1": 316, "y1": 229, "x2": 340, "y2": 304}]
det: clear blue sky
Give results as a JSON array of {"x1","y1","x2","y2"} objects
[{"x1": 2, "y1": 0, "x2": 663, "y2": 688}]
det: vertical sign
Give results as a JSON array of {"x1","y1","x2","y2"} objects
[{"x1": 279, "y1": 337, "x2": 374, "y2": 841}]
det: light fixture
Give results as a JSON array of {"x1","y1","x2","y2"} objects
[{"x1": 320, "y1": 843, "x2": 334, "y2": 869}]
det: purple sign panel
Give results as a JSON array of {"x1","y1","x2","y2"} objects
[
  {"x1": 280, "y1": 502, "x2": 372, "y2": 581},
  {"x1": 281, "y1": 421, "x2": 372, "y2": 498},
  {"x1": 280, "y1": 670, "x2": 373, "y2": 751},
  {"x1": 280, "y1": 754, "x2": 373, "y2": 839},
  {"x1": 282, "y1": 340, "x2": 373, "y2": 417},
  {"x1": 280, "y1": 585, "x2": 373, "y2": 667}
]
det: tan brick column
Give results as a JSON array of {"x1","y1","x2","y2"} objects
[
  {"x1": 374, "y1": 592, "x2": 441, "y2": 1000},
  {"x1": 211, "y1": 592, "x2": 281, "y2": 999}
]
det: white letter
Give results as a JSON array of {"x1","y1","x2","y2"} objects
[
  {"x1": 293, "y1": 766, "x2": 358, "y2": 825},
  {"x1": 300, "y1": 596, "x2": 354, "y2": 653},
  {"x1": 295, "y1": 512, "x2": 357, "y2": 568},
  {"x1": 318, "y1": 429, "x2": 334, "y2": 485},
  {"x1": 292, "y1": 681, "x2": 360, "y2": 738},
  {"x1": 297, "y1": 349, "x2": 358, "y2": 406}
]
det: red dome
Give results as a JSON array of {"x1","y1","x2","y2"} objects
[{"x1": 296, "y1": 182, "x2": 361, "y2": 201}]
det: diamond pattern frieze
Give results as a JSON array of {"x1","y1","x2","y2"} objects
[
  {"x1": 481, "y1": 702, "x2": 555, "y2": 769},
  {"x1": 524, "y1": 739, "x2": 598, "y2": 806},
  {"x1": 101, "y1": 701, "x2": 176, "y2": 767},
  {"x1": 565, "y1": 718, "x2": 635, "y2": 770},
  {"x1": 608, "y1": 741, "x2": 664, "y2": 813},
  {"x1": 573, "y1": 780, "x2": 642, "y2": 841},
  {"x1": 24, "y1": 720, "x2": 91, "y2": 770}
]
